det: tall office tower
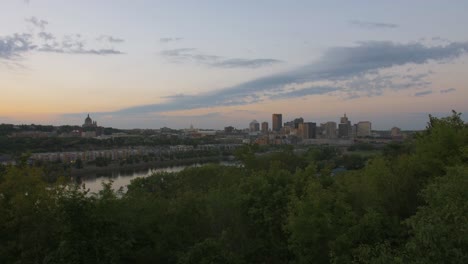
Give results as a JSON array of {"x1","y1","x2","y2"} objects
[
  {"x1": 340, "y1": 113, "x2": 349, "y2": 125},
  {"x1": 261, "y1": 122, "x2": 269, "y2": 133},
  {"x1": 338, "y1": 123, "x2": 349, "y2": 138},
  {"x1": 339, "y1": 113, "x2": 352, "y2": 138},
  {"x1": 356, "y1": 121, "x2": 372, "y2": 137},
  {"x1": 272, "y1": 114, "x2": 282, "y2": 132},
  {"x1": 324, "y1": 121, "x2": 337, "y2": 138},
  {"x1": 301, "y1": 122, "x2": 316, "y2": 139},
  {"x1": 249, "y1": 120, "x2": 260, "y2": 132}
]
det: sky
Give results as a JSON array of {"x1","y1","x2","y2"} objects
[{"x1": 1, "y1": 0, "x2": 467, "y2": 130}]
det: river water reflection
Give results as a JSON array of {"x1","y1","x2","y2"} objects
[{"x1": 82, "y1": 162, "x2": 236, "y2": 194}]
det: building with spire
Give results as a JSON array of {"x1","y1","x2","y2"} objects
[
  {"x1": 338, "y1": 113, "x2": 352, "y2": 138},
  {"x1": 82, "y1": 114, "x2": 98, "y2": 128}
]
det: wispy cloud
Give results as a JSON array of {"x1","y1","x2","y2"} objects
[
  {"x1": 349, "y1": 20, "x2": 398, "y2": 29},
  {"x1": 108, "y1": 40, "x2": 467, "y2": 115},
  {"x1": 160, "y1": 37, "x2": 183, "y2": 43},
  {"x1": 35, "y1": 33, "x2": 124, "y2": 55},
  {"x1": 97, "y1": 35, "x2": 125, "y2": 43},
  {"x1": 269, "y1": 86, "x2": 340, "y2": 100},
  {"x1": 161, "y1": 93, "x2": 186, "y2": 99},
  {"x1": 440, "y1": 88, "x2": 456, "y2": 94},
  {"x1": 25, "y1": 16, "x2": 48, "y2": 30},
  {"x1": 0, "y1": 17, "x2": 125, "y2": 62},
  {"x1": 160, "y1": 48, "x2": 282, "y2": 68},
  {"x1": 38, "y1": 31, "x2": 54, "y2": 41},
  {"x1": 0, "y1": 33, "x2": 35, "y2": 60}
]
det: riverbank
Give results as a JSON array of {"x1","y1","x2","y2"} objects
[{"x1": 71, "y1": 156, "x2": 232, "y2": 177}]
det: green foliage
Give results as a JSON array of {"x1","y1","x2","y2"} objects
[
  {"x1": 402, "y1": 166, "x2": 468, "y2": 264},
  {"x1": 0, "y1": 111, "x2": 466, "y2": 263}
]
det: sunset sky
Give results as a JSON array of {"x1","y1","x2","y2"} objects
[{"x1": 1, "y1": 0, "x2": 467, "y2": 129}]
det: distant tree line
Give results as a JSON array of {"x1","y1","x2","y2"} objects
[{"x1": 0, "y1": 135, "x2": 217, "y2": 156}]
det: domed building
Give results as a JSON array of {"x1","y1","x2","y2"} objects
[
  {"x1": 82, "y1": 114, "x2": 98, "y2": 128},
  {"x1": 249, "y1": 120, "x2": 259, "y2": 132}
]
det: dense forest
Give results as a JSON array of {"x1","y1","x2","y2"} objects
[{"x1": 0, "y1": 112, "x2": 466, "y2": 263}]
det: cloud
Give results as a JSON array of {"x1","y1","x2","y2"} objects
[
  {"x1": 38, "y1": 46, "x2": 124, "y2": 55},
  {"x1": 414, "y1": 90, "x2": 433, "y2": 97},
  {"x1": 0, "y1": 18, "x2": 125, "y2": 61},
  {"x1": 440, "y1": 88, "x2": 456, "y2": 94},
  {"x1": 97, "y1": 35, "x2": 125, "y2": 43},
  {"x1": 110, "y1": 40, "x2": 468, "y2": 115},
  {"x1": 38, "y1": 31, "x2": 54, "y2": 41},
  {"x1": 25, "y1": 16, "x2": 48, "y2": 30},
  {"x1": 36, "y1": 34, "x2": 124, "y2": 55},
  {"x1": 269, "y1": 86, "x2": 340, "y2": 100},
  {"x1": 161, "y1": 93, "x2": 186, "y2": 99},
  {"x1": 160, "y1": 48, "x2": 282, "y2": 68},
  {"x1": 160, "y1": 37, "x2": 183, "y2": 43},
  {"x1": 211, "y1": 58, "x2": 282, "y2": 68},
  {"x1": 0, "y1": 33, "x2": 35, "y2": 60},
  {"x1": 432, "y1": 36, "x2": 450, "y2": 43},
  {"x1": 349, "y1": 20, "x2": 398, "y2": 29}
]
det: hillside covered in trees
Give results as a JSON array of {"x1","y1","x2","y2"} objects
[{"x1": 0, "y1": 112, "x2": 467, "y2": 263}]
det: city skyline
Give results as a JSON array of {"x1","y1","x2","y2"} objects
[{"x1": 1, "y1": 1, "x2": 468, "y2": 129}]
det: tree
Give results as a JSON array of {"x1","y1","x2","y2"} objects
[{"x1": 402, "y1": 166, "x2": 468, "y2": 264}]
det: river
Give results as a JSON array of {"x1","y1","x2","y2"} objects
[{"x1": 81, "y1": 161, "x2": 237, "y2": 194}]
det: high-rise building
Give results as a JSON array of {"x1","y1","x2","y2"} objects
[
  {"x1": 249, "y1": 120, "x2": 260, "y2": 132},
  {"x1": 356, "y1": 121, "x2": 372, "y2": 137},
  {"x1": 339, "y1": 113, "x2": 352, "y2": 138},
  {"x1": 338, "y1": 123, "x2": 349, "y2": 138},
  {"x1": 272, "y1": 114, "x2": 282, "y2": 132},
  {"x1": 301, "y1": 122, "x2": 316, "y2": 139},
  {"x1": 340, "y1": 113, "x2": 349, "y2": 124},
  {"x1": 323, "y1": 121, "x2": 337, "y2": 138},
  {"x1": 261, "y1": 122, "x2": 269, "y2": 133}
]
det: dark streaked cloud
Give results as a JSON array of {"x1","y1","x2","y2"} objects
[
  {"x1": 440, "y1": 88, "x2": 456, "y2": 94},
  {"x1": 160, "y1": 37, "x2": 183, "y2": 43},
  {"x1": 112, "y1": 40, "x2": 468, "y2": 115},
  {"x1": 25, "y1": 16, "x2": 48, "y2": 30},
  {"x1": 349, "y1": 20, "x2": 398, "y2": 29},
  {"x1": 212, "y1": 58, "x2": 282, "y2": 68},
  {"x1": 414, "y1": 90, "x2": 433, "y2": 97},
  {"x1": 342, "y1": 71, "x2": 432, "y2": 98},
  {"x1": 160, "y1": 48, "x2": 282, "y2": 68},
  {"x1": 269, "y1": 86, "x2": 340, "y2": 100},
  {"x1": 97, "y1": 35, "x2": 125, "y2": 43}
]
